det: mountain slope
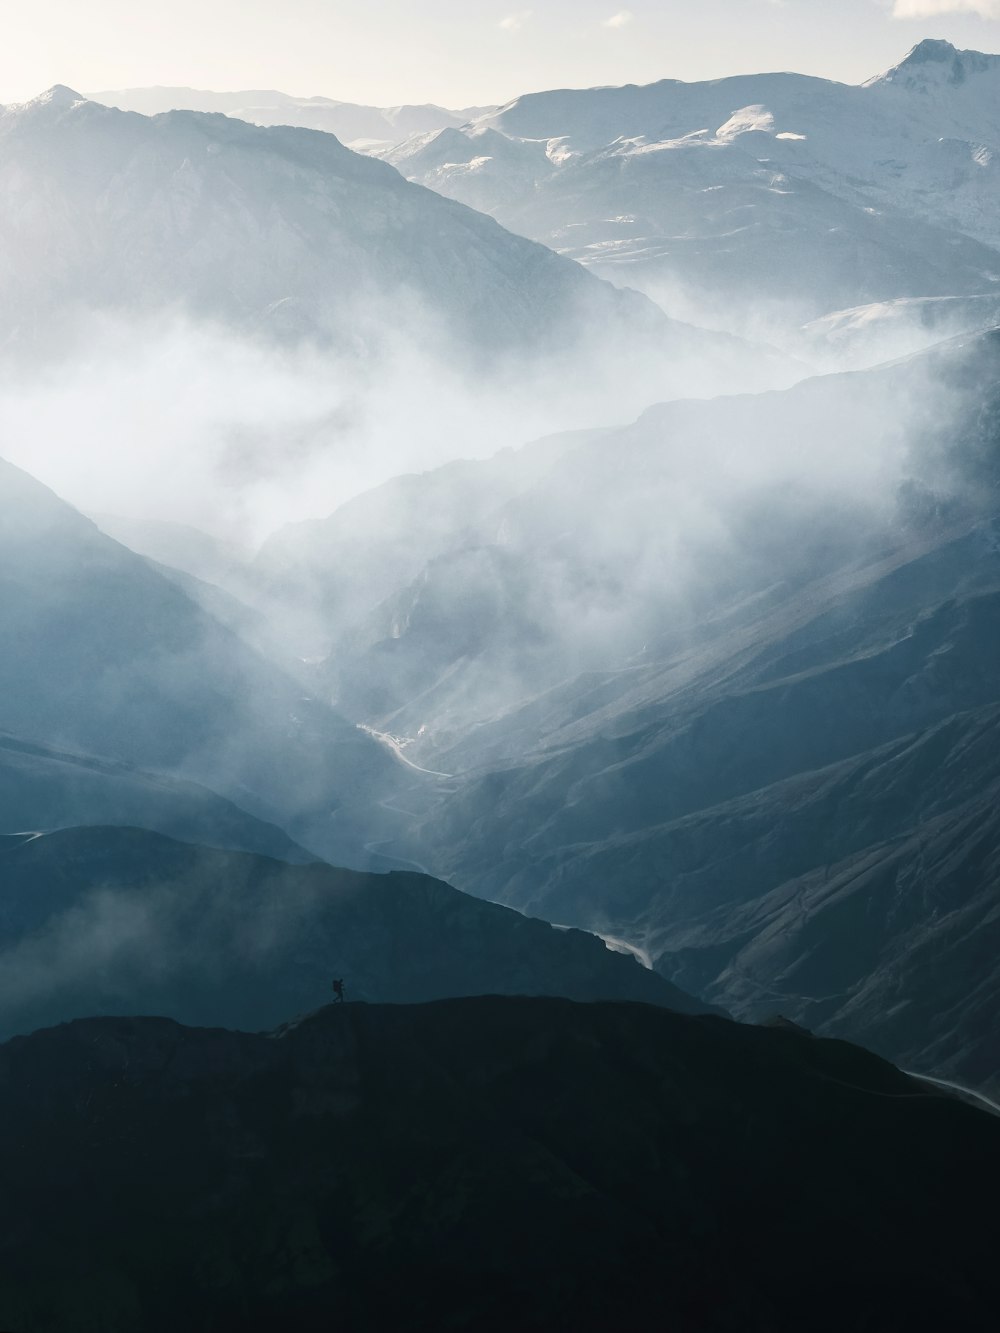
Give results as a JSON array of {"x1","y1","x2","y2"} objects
[
  {"x1": 694, "y1": 738, "x2": 1000, "y2": 1090},
  {"x1": 0, "y1": 998, "x2": 997, "y2": 1331},
  {"x1": 412, "y1": 354, "x2": 1000, "y2": 1085},
  {"x1": 0, "y1": 731, "x2": 313, "y2": 862},
  {"x1": 0, "y1": 825, "x2": 711, "y2": 1039}
]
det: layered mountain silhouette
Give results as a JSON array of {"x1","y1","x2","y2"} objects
[
  {"x1": 0, "y1": 825, "x2": 710, "y2": 1039},
  {"x1": 90, "y1": 86, "x2": 493, "y2": 146},
  {"x1": 2, "y1": 33, "x2": 999, "y2": 1333},
  {"x1": 0, "y1": 997, "x2": 997, "y2": 1331}
]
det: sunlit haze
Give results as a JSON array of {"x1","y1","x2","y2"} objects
[{"x1": 3, "y1": 0, "x2": 1000, "y2": 106}]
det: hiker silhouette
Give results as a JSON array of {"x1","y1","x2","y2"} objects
[{"x1": 332, "y1": 978, "x2": 345, "y2": 1002}]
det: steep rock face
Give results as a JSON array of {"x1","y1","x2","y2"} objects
[
  {"x1": 477, "y1": 700, "x2": 1000, "y2": 1088},
  {"x1": 0, "y1": 998, "x2": 997, "y2": 1331},
  {"x1": 0, "y1": 825, "x2": 710, "y2": 1039},
  {"x1": 700, "y1": 761, "x2": 1000, "y2": 1089}
]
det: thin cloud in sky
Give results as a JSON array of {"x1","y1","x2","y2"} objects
[
  {"x1": 892, "y1": 0, "x2": 1000, "y2": 14},
  {"x1": 602, "y1": 11, "x2": 635, "y2": 27},
  {"x1": 499, "y1": 10, "x2": 534, "y2": 32}
]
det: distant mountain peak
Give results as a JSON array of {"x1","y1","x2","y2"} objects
[
  {"x1": 2, "y1": 85, "x2": 90, "y2": 125},
  {"x1": 903, "y1": 38, "x2": 959, "y2": 66},
  {"x1": 870, "y1": 39, "x2": 1000, "y2": 90},
  {"x1": 32, "y1": 84, "x2": 86, "y2": 108}
]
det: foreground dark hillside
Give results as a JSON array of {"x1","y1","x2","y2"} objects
[{"x1": 0, "y1": 997, "x2": 998, "y2": 1332}]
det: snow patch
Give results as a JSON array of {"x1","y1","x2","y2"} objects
[{"x1": 716, "y1": 105, "x2": 776, "y2": 142}]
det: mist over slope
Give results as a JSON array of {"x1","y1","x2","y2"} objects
[
  {"x1": 0, "y1": 454, "x2": 390, "y2": 865},
  {"x1": 0, "y1": 86, "x2": 797, "y2": 541},
  {"x1": 255, "y1": 330, "x2": 1000, "y2": 1088}
]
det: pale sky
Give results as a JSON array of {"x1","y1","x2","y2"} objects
[{"x1": 2, "y1": 0, "x2": 1000, "y2": 109}]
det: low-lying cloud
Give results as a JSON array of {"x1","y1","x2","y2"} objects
[
  {"x1": 892, "y1": 0, "x2": 1000, "y2": 17},
  {"x1": 499, "y1": 10, "x2": 533, "y2": 32},
  {"x1": 0, "y1": 296, "x2": 796, "y2": 549}
]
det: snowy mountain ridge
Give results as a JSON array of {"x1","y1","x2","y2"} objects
[{"x1": 376, "y1": 40, "x2": 1000, "y2": 349}]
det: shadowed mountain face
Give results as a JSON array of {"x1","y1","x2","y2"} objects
[
  {"x1": 0, "y1": 997, "x2": 998, "y2": 1332},
  {"x1": 0, "y1": 825, "x2": 710, "y2": 1039},
  {"x1": 0, "y1": 732, "x2": 314, "y2": 863}
]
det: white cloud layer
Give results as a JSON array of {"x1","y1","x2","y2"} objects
[
  {"x1": 603, "y1": 11, "x2": 635, "y2": 27},
  {"x1": 892, "y1": 0, "x2": 1000, "y2": 16},
  {"x1": 499, "y1": 10, "x2": 533, "y2": 32}
]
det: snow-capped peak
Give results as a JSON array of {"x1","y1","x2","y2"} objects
[
  {"x1": 27, "y1": 85, "x2": 86, "y2": 110},
  {"x1": 902, "y1": 38, "x2": 961, "y2": 66},
  {"x1": 867, "y1": 39, "x2": 1000, "y2": 91},
  {"x1": 0, "y1": 86, "x2": 89, "y2": 128},
  {"x1": 0, "y1": 86, "x2": 91, "y2": 134}
]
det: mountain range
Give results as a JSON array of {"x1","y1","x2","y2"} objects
[
  {"x1": 4, "y1": 51, "x2": 996, "y2": 1101},
  {"x1": 0, "y1": 85, "x2": 615, "y2": 355},
  {"x1": 0, "y1": 83, "x2": 786, "y2": 415},
  {"x1": 2, "y1": 40, "x2": 1000, "y2": 1320},
  {"x1": 376, "y1": 41, "x2": 1000, "y2": 350},
  {"x1": 91, "y1": 86, "x2": 494, "y2": 147}
]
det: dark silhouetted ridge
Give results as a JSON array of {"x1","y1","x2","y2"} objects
[{"x1": 0, "y1": 996, "x2": 997, "y2": 1331}]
